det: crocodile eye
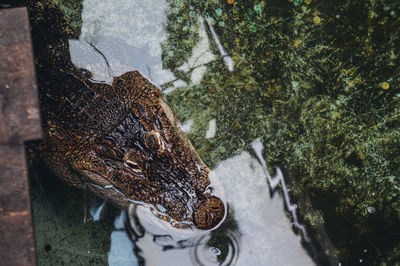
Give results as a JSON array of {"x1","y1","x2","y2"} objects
[
  {"x1": 124, "y1": 159, "x2": 142, "y2": 173},
  {"x1": 124, "y1": 150, "x2": 143, "y2": 174},
  {"x1": 144, "y1": 130, "x2": 165, "y2": 152}
]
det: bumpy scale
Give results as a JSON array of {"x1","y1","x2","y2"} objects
[{"x1": 42, "y1": 70, "x2": 226, "y2": 230}]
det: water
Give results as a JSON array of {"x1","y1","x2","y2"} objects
[
  {"x1": 31, "y1": 0, "x2": 314, "y2": 264},
  {"x1": 26, "y1": 0, "x2": 400, "y2": 265},
  {"x1": 122, "y1": 146, "x2": 313, "y2": 265},
  {"x1": 30, "y1": 141, "x2": 315, "y2": 265}
]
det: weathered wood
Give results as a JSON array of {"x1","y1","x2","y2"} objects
[
  {"x1": 0, "y1": 7, "x2": 39, "y2": 266},
  {"x1": 0, "y1": 145, "x2": 37, "y2": 266},
  {"x1": 0, "y1": 7, "x2": 41, "y2": 145}
]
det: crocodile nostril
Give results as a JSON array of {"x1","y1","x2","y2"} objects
[
  {"x1": 116, "y1": 78, "x2": 126, "y2": 87},
  {"x1": 193, "y1": 196, "x2": 226, "y2": 230}
]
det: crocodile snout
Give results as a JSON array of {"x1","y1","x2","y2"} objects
[{"x1": 193, "y1": 196, "x2": 226, "y2": 230}]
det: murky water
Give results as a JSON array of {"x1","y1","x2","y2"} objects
[
  {"x1": 25, "y1": 0, "x2": 400, "y2": 265},
  {"x1": 30, "y1": 0, "x2": 315, "y2": 265},
  {"x1": 31, "y1": 1, "x2": 315, "y2": 264}
]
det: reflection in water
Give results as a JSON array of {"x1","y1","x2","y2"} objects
[
  {"x1": 67, "y1": 0, "x2": 314, "y2": 264},
  {"x1": 174, "y1": 18, "x2": 215, "y2": 90},
  {"x1": 89, "y1": 199, "x2": 106, "y2": 222},
  {"x1": 191, "y1": 216, "x2": 240, "y2": 266},
  {"x1": 205, "y1": 19, "x2": 234, "y2": 72},
  {"x1": 70, "y1": 0, "x2": 174, "y2": 85},
  {"x1": 122, "y1": 148, "x2": 314, "y2": 265},
  {"x1": 108, "y1": 211, "x2": 138, "y2": 266},
  {"x1": 126, "y1": 202, "x2": 240, "y2": 266},
  {"x1": 27, "y1": 0, "x2": 400, "y2": 263},
  {"x1": 252, "y1": 139, "x2": 310, "y2": 242},
  {"x1": 211, "y1": 148, "x2": 314, "y2": 265},
  {"x1": 69, "y1": 0, "x2": 225, "y2": 92}
]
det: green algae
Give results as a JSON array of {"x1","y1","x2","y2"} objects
[
  {"x1": 28, "y1": 149, "x2": 117, "y2": 266},
  {"x1": 53, "y1": 0, "x2": 83, "y2": 33},
  {"x1": 161, "y1": 0, "x2": 400, "y2": 264},
  {"x1": 293, "y1": 0, "x2": 303, "y2": 7}
]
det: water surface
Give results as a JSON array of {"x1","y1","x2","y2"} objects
[{"x1": 29, "y1": 0, "x2": 400, "y2": 265}]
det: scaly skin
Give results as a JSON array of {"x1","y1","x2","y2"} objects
[{"x1": 41, "y1": 70, "x2": 226, "y2": 230}]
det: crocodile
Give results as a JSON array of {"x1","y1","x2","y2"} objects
[
  {"x1": 27, "y1": 2, "x2": 226, "y2": 230},
  {"x1": 41, "y1": 70, "x2": 226, "y2": 230}
]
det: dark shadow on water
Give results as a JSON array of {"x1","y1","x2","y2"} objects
[{"x1": 26, "y1": 140, "x2": 119, "y2": 265}]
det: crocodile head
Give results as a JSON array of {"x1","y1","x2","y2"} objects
[{"x1": 68, "y1": 71, "x2": 226, "y2": 230}]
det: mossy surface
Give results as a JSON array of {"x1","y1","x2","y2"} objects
[
  {"x1": 161, "y1": 0, "x2": 400, "y2": 264},
  {"x1": 28, "y1": 149, "x2": 118, "y2": 266},
  {"x1": 53, "y1": 0, "x2": 83, "y2": 33}
]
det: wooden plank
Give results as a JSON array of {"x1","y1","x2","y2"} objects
[
  {"x1": 0, "y1": 145, "x2": 37, "y2": 266},
  {"x1": 0, "y1": 7, "x2": 39, "y2": 266},
  {"x1": 0, "y1": 7, "x2": 42, "y2": 145}
]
